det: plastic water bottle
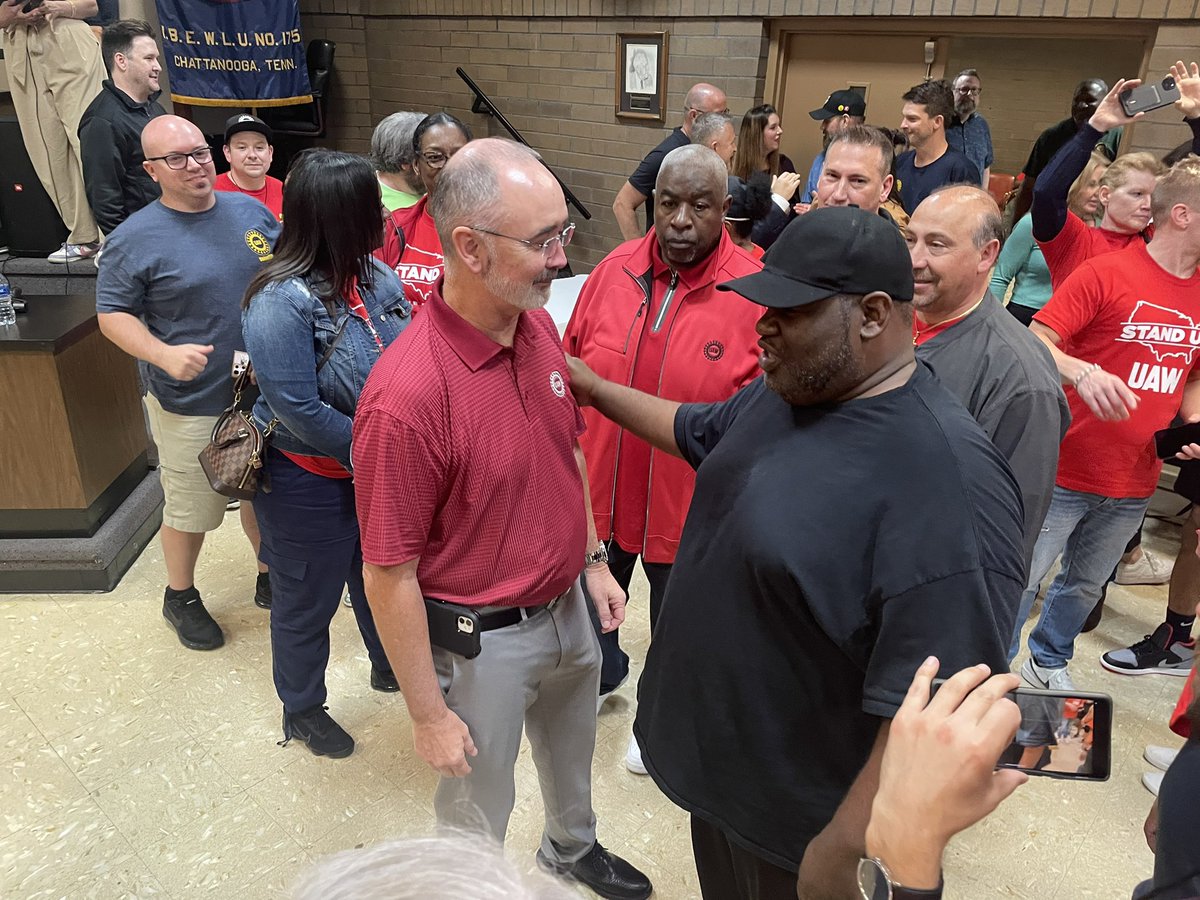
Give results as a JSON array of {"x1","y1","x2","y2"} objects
[{"x1": 0, "y1": 275, "x2": 14, "y2": 328}]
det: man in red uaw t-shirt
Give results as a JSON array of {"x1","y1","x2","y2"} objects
[
  {"x1": 352, "y1": 140, "x2": 652, "y2": 900},
  {"x1": 1013, "y1": 158, "x2": 1200, "y2": 693},
  {"x1": 213, "y1": 114, "x2": 284, "y2": 220}
]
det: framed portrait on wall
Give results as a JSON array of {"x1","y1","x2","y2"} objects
[{"x1": 616, "y1": 32, "x2": 668, "y2": 122}]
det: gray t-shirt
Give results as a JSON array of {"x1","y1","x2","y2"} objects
[
  {"x1": 917, "y1": 293, "x2": 1070, "y2": 569},
  {"x1": 96, "y1": 194, "x2": 280, "y2": 416}
]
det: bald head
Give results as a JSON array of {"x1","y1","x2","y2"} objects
[
  {"x1": 682, "y1": 83, "x2": 728, "y2": 134},
  {"x1": 431, "y1": 138, "x2": 561, "y2": 250},
  {"x1": 654, "y1": 145, "x2": 731, "y2": 269},
  {"x1": 140, "y1": 115, "x2": 216, "y2": 211},
  {"x1": 659, "y1": 144, "x2": 728, "y2": 197},
  {"x1": 924, "y1": 184, "x2": 1004, "y2": 248},
  {"x1": 141, "y1": 114, "x2": 205, "y2": 158},
  {"x1": 907, "y1": 185, "x2": 1003, "y2": 320},
  {"x1": 431, "y1": 139, "x2": 569, "y2": 311}
]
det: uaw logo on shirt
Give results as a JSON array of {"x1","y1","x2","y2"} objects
[
  {"x1": 549, "y1": 370, "x2": 566, "y2": 398},
  {"x1": 395, "y1": 246, "x2": 444, "y2": 306},
  {"x1": 245, "y1": 229, "x2": 273, "y2": 262},
  {"x1": 1116, "y1": 301, "x2": 1200, "y2": 394}
]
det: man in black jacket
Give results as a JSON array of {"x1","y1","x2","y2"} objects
[{"x1": 79, "y1": 20, "x2": 165, "y2": 239}]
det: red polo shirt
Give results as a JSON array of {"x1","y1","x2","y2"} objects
[{"x1": 353, "y1": 280, "x2": 588, "y2": 607}]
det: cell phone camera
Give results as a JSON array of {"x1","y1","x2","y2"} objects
[{"x1": 1163, "y1": 75, "x2": 1177, "y2": 90}]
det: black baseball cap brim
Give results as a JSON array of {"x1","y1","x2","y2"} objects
[
  {"x1": 717, "y1": 268, "x2": 842, "y2": 309},
  {"x1": 224, "y1": 116, "x2": 273, "y2": 145}
]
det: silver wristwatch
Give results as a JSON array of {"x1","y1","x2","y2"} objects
[
  {"x1": 584, "y1": 544, "x2": 609, "y2": 567},
  {"x1": 858, "y1": 858, "x2": 943, "y2": 900}
]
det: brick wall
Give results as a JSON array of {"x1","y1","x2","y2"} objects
[
  {"x1": 297, "y1": 2, "x2": 1200, "y2": 270},
  {"x1": 943, "y1": 36, "x2": 1147, "y2": 174},
  {"x1": 298, "y1": 0, "x2": 373, "y2": 154},
  {"x1": 362, "y1": 16, "x2": 766, "y2": 268}
]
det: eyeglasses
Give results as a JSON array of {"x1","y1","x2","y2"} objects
[
  {"x1": 471, "y1": 223, "x2": 576, "y2": 257},
  {"x1": 688, "y1": 106, "x2": 730, "y2": 116},
  {"x1": 145, "y1": 146, "x2": 214, "y2": 169},
  {"x1": 420, "y1": 151, "x2": 452, "y2": 169},
  {"x1": 955, "y1": 87, "x2": 981, "y2": 96}
]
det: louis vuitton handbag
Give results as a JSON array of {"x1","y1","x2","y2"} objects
[
  {"x1": 198, "y1": 367, "x2": 276, "y2": 501},
  {"x1": 198, "y1": 315, "x2": 350, "y2": 500}
]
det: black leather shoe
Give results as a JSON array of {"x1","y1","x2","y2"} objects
[
  {"x1": 370, "y1": 666, "x2": 399, "y2": 692},
  {"x1": 254, "y1": 572, "x2": 272, "y2": 610},
  {"x1": 536, "y1": 841, "x2": 652, "y2": 900},
  {"x1": 279, "y1": 706, "x2": 353, "y2": 758},
  {"x1": 163, "y1": 587, "x2": 224, "y2": 650}
]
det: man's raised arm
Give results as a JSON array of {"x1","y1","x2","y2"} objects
[{"x1": 567, "y1": 355, "x2": 683, "y2": 458}]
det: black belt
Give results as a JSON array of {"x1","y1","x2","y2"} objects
[{"x1": 476, "y1": 590, "x2": 566, "y2": 632}]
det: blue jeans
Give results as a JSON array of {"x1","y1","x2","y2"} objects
[
  {"x1": 253, "y1": 448, "x2": 391, "y2": 713},
  {"x1": 1010, "y1": 486, "x2": 1149, "y2": 668}
]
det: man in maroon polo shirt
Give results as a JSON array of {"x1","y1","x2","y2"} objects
[{"x1": 352, "y1": 139, "x2": 652, "y2": 900}]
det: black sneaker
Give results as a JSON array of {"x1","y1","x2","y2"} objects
[
  {"x1": 279, "y1": 706, "x2": 354, "y2": 758},
  {"x1": 370, "y1": 666, "x2": 399, "y2": 692},
  {"x1": 162, "y1": 587, "x2": 224, "y2": 650},
  {"x1": 254, "y1": 572, "x2": 272, "y2": 610},
  {"x1": 536, "y1": 841, "x2": 652, "y2": 900},
  {"x1": 1101, "y1": 622, "x2": 1196, "y2": 675}
]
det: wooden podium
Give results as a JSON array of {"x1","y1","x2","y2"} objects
[{"x1": 0, "y1": 296, "x2": 161, "y2": 591}]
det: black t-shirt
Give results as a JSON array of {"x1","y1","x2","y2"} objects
[
  {"x1": 1153, "y1": 739, "x2": 1200, "y2": 898},
  {"x1": 628, "y1": 127, "x2": 690, "y2": 232},
  {"x1": 634, "y1": 365, "x2": 1026, "y2": 871},
  {"x1": 1022, "y1": 118, "x2": 1123, "y2": 178},
  {"x1": 895, "y1": 147, "x2": 978, "y2": 214}
]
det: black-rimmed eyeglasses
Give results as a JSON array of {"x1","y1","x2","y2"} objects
[
  {"x1": 145, "y1": 147, "x2": 214, "y2": 169},
  {"x1": 471, "y1": 223, "x2": 576, "y2": 257}
]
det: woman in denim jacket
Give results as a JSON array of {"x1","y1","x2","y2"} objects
[{"x1": 242, "y1": 150, "x2": 410, "y2": 758}]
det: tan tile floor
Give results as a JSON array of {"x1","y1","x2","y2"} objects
[{"x1": 0, "y1": 503, "x2": 1188, "y2": 899}]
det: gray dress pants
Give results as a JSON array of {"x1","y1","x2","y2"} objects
[{"x1": 432, "y1": 580, "x2": 601, "y2": 865}]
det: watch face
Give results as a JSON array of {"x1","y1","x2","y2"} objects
[{"x1": 857, "y1": 858, "x2": 892, "y2": 900}]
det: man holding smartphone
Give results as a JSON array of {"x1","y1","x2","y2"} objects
[
  {"x1": 353, "y1": 139, "x2": 652, "y2": 900},
  {"x1": 1016, "y1": 154, "x2": 1200, "y2": 692}
]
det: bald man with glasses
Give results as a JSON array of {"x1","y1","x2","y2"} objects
[{"x1": 96, "y1": 115, "x2": 280, "y2": 650}]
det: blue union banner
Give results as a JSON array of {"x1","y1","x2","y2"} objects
[{"x1": 154, "y1": 0, "x2": 312, "y2": 107}]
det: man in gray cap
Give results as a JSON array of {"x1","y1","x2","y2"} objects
[
  {"x1": 799, "y1": 89, "x2": 867, "y2": 208},
  {"x1": 567, "y1": 207, "x2": 1025, "y2": 899}
]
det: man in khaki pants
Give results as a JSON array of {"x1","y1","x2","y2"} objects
[{"x1": 0, "y1": 0, "x2": 104, "y2": 262}]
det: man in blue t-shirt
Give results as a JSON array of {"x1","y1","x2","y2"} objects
[
  {"x1": 96, "y1": 115, "x2": 280, "y2": 652},
  {"x1": 895, "y1": 79, "x2": 978, "y2": 214}
]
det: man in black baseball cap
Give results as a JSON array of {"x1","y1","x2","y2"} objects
[
  {"x1": 800, "y1": 89, "x2": 868, "y2": 209},
  {"x1": 215, "y1": 114, "x2": 283, "y2": 219},
  {"x1": 564, "y1": 207, "x2": 1025, "y2": 899}
]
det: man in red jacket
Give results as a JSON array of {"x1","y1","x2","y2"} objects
[{"x1": 563, "y1": 144, "x2": 762, "y2": 774}]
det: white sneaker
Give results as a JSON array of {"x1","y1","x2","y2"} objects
[
  {"x1": 1142, "y1": 770, "x2": 1164, "y2": 796},
  {"x1": 46, "y1": 242, "x2": 100, "y2": 264},
  {"x1": 596, "y1": 672, "x2": 628, "y2": 715},
  {"x1": 1144, "y1": 745, "x2": 1179, "y2": 772},
  {"x1": 625, "y1": 734, "x2": 647, "y2": 775},
  {"x1": 1114, "y1": 550, "x2": 1174, "y2": 585},
  {"x1": 1020, "y1": 658, "x2": 1076, "y2": 691}
]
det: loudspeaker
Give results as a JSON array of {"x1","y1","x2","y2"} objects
[{"x1": 0, "y1": 116, "x2": 68, "y2": 257}]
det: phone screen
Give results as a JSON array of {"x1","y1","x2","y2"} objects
[
  {"x1": 996, "y1": 689, "x2": 1112, "y2": 780},
  {"x1": 930, "y1": 680, "x2": 1112, "y2": 781}
]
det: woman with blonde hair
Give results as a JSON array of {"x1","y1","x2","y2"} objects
[{"x1": 992, "y1": 152, "x2": 1107, "y2": 325}]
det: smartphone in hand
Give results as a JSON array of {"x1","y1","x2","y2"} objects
[
  {"x1": 1121, "y1": 76, "x2": 1182, "y2": 116},
  {"x1": 933, "y1": 680, "x2": 1112, "y2": 780}
]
